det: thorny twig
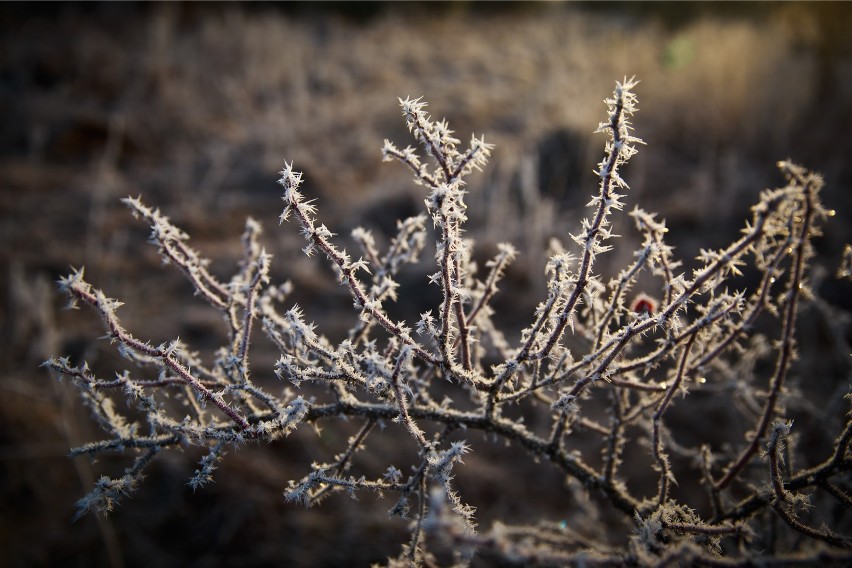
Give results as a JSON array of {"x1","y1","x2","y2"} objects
[{"x1": 47, "y1": 79, "x2": 849, "y2": 566}]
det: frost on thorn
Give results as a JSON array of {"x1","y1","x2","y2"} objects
[{"x1": 47, "y1": 78, "x2": 839, "y2": 566}]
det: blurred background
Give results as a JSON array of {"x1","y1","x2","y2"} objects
[{"x1": 1, "y1": 2, "x2": 851, "y2": 566}]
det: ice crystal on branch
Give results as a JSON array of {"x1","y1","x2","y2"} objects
[{"x1": 46, "y1": 79, "x2": 850, "y2": 566}]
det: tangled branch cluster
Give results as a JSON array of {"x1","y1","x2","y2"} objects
[{"x1": 46, "y1": 79, "x2": 851, "y2": 566}]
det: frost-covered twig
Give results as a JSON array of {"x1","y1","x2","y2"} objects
[{"x1": 46, "y1": 79, "x2": 847, "y2": 566}]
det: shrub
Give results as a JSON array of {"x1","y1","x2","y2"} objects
[{"x1": 46, "y1": 79, "x2": 851, "y2": 566}]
